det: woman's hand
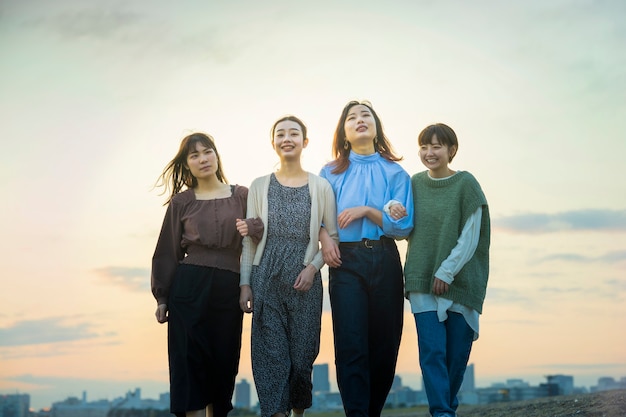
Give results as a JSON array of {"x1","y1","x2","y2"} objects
[
  {"x1": 337, "y1": 206, "x2": 368, "y2": 229},
  {"x1": 293, "y1": 265, "x2": 317, "y2": 292},
  {"x1": 338, "y1": 206, "x2": 383, "y2": 228},
  {"x1": 239, "y1": 285, "x2": 253, "y2": 313},
  {"x1": 155, "y1": 304, "x2": 168, "y2": 323},
  {"x1": 389, "y1": 203, "x2": 408, "y2": 220},
  {"x1": 236, "y1": 218, "x2": 248, "y2": 237},
  {"x1": 432, "y1": 277, "x2": 449, "y2": 296},
  {"x1": 320, "y1": 228, "x2": 341, "y2": 267}
]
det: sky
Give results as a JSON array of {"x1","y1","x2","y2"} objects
[{"x1": 1, "y1": 0, "x2": 625, "y2": 411}]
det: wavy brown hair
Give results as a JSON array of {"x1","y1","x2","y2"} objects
[
  {"x1": 329, "y1": 100, "x2": 402, "y2": 174},
  {"x1": 155, "y1": 132, "x2": 228, "y2": 204}
]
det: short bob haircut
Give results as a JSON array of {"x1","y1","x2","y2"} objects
[{"x1": 418, "y1": 123, "x2": 459, "y2": 163}]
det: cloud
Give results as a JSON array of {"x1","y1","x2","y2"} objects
[
  {"x1": 600, "y1": 251, "x2": 626, "y2": 263},
  {"x1": 536, "y1": 253, "x2": 588, "y2": 263},
  {"x1": 11, "y1": 3, "x2": 252, "y2": 66},
  {"x1": 18, "y1": 6, "x2": 143, "y2": 40},
  {"x1": 494, "y1": 209, "x2": 626, "y2": 233},
  {"x1": 485, "y1": 287, "x2": 535, "y2": 307},
  {"x1": 531, "y1": 363, "x2": 626, "y2": 371},
  {"x1": 0, "y1": 318, "x2": 98, "y2": 347},
  {"x1": 94, "y1": 267, "x2": 149, "y2": 292},
  {"x1": 536, "y1": 250, "x2": 626, "y2": 264},
  {"x1": 604, "y1": 278, "x2": 626, "y2": 293},
  {"x1": 538, "y1": 286, "x2": 583, "y2": 294}
]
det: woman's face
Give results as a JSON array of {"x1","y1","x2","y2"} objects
[
  {"x1": 186, "y1": 142, "x2": 218, "y2": 180},
  {"x1": 419, "y1": 134, "x2": 456, "y2": 177},
  {"x1": 273, "y1": 120, "x2": 307, "y2": 159},
  {"x1": 344, "y1": 104, "x2": 377, "y2": 145}
]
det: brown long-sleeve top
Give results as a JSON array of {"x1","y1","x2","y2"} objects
[{"x1": 151, "y1": 185, "x2": 263, "y2": 305}]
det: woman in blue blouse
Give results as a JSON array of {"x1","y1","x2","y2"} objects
[{"x1": 320, "y1": 100, "x2": 414, "y2": 417}]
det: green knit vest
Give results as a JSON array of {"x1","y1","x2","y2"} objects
[{"x1": 404, "y1": 171, "x2": 490, "y2": 313}]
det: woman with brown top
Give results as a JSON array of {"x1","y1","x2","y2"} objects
[{"x1": 151, "y1": 132, "x2": 263, "y2": 417}]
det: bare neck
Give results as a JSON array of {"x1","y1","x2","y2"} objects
[{"x1": 275, "y1": 160, "x2": 308, "y2": 187}]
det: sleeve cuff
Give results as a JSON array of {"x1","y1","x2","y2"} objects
[
  {"x1": 246, "y1": 217, "x2": 264, "y2": 244},
  {"x1": 435, "y1": 266, "x2": 454, "y2": 284},
  {"x1": 383, "y1": 199, "x2": 402, "y2": 215}
]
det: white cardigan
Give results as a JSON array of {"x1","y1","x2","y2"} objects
[{"x1": 239, "y1": 172, "x2": 339, "y2": 286}]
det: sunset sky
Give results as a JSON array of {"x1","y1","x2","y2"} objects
[{"x1": 1, "y1": 0, "x2": 625, "y2": 411}]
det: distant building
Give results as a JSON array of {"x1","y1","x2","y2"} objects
[
  {"x1": 50, "y1": 388, "x2": 169, "y2": 417},
  {"x1": 312, "y1": 391, "x2": 343, "y2": 411},
  {"x1": 111, "y1": 388, "x2": 142, "y2": 409},
  {"x1": 234, "y1": 379, "x2": 251, "y2": 409},
  {"x1": 137, "y1": 392, "x2": 170, "y2": 410},
  {"x1": 51, "y1": 395, "x2": 110, "y2": 417},
  {"x1": 460, "y1": 363, "x2": 476, "y2": 392},
  {"x1": 312, "y1": 364, "x2": 330, "y2": 393},
  {"x1": 476, "y1": 383, "x2": 550, "y2": 404},
  {"x1": 591, "y1": 376, "x2": 626, "y2": 392},
  {"x1": 505, "y1": 379, "x2": 530, "y2": 388},
  {"x1": 546, "y1": 374, "x2": 574, "y2": 395},
  {"x1": 0, "y1": 393, "x2": 30, "y2": 417},
  {"x1": 386, "y1": 385, "x2": 427, "y2": 408},
  {"x1": 391, "y1": 375, "x2": 402, "y2": 391}
]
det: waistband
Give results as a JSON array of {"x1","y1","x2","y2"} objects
[{"x1": 339, "y1": 236, "x2": 394, "y2": 249}]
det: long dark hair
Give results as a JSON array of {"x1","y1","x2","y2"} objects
[
  {"x1": 329, "y1": 100, "x2": 402, "y2": 174},
  {"x1": 155, "y1": 132, "x2": 228, "y2": 204}
]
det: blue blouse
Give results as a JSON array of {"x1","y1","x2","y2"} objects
[{"x1": 320, "y1": 151, "x2": 414, "y2": 242}]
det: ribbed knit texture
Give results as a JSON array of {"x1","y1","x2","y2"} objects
[{"x1": 404, "y1": 171, "x2": 490, "y2": 313}]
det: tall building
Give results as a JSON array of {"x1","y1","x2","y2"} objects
[
  {"x1": 461, "y1": 363, "x2": 476, "y2": 392},
  {"x1": 391, "y1": 375, "x2": 403, "y2": 390},
  {"x1": 234, "y1": 379, "x2": 251, "y2": 409},
  {"x1": 312, "y1": 364, "x2": 330, "y2": 393},
  {"x1": 0, "y1": 394, "x2": 30, "y2": 417},
  {"x1": 546, "y1": 374, "x2": 574, "y2": 395}
]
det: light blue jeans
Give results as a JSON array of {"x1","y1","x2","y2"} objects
[{"x1": 414, "y1": 311, "x2": 474, "y2": 417}]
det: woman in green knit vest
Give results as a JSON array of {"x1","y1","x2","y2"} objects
[{"x1": 403, "y1": 123, "x2": 490, "y2": 417}]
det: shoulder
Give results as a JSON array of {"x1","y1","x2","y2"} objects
[
  {"x1": 232, "y1": 184, "x2": 248, "y2": 198},
  {"x1": 458, "y1": 170, "x2": 478, "y2": 183},
  {"x1": 250, "y1": 174, "x2": 272, "y2": 189},
  {"x1": 381, "y1": 158, "x2": 409, "y2": 177},
  {"x1": 457, "y1": 171, "x2": 484, "y2": 191},
  {"x1": 319, "y1": 163, "x2": 334, "y2": 177},
  {"x1": 170, "y1": 188, "x2": 195, "y2": 205},
  {"x1": 308, "y1": 172, "x2": 334, "y2": 193},
  {"x1": 307, "y1": 172, "x2": 330, "y2": 186},
  {"x1": 411, "y1": 170, "x2": 428, "y2": 181},
  {"x1": 410, "y1": 170, "x2": 429, "y2": 186},
  {"x1": 457, "y1": 171, "x2": 487, "y2": 201}
]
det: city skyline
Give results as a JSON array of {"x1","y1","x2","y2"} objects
[
  {"x1": 1, "y1": 0, "x2": 625, "y2": 412},
  {"x1": 8, "y1": 364, "x2": 626, "y2": 412}
]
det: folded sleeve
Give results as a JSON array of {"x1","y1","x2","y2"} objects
[
  {"x1": 382, "y1": 170, "x2": 414, "y2": 239},
  {"x1": 245, "y1": 217, "x2": 264, "y2": 244}
]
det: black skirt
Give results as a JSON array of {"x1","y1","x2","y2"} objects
[{"x1": 167, "y1": 263, "x2": 243, "y2": 417}]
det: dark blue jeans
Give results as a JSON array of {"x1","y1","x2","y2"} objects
[
  {"x1": 414, "y1": 311, "x2": 474, "y2": 417},
  {"x1": 329, "y1": 239, "x2": 404, "y2": 417}
]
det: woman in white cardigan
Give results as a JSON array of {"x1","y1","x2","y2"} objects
[{"x1": 238, "y1": 115, "x2": 338, "y2": 417}]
